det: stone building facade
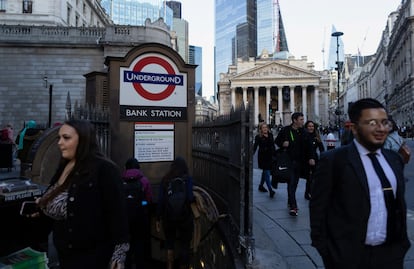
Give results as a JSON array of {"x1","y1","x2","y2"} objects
[
  {"x1": 342, "y1": 1, "x2": 414, "y2": 129},
  {"x1": 384, "y1": 0, "x2": 414, "y2": 127},
  {"x1": 1, "y1": 0, "x2": 111, "y2": 27},
  {"x1": 0, "y1": 21, "x2": 175, "y2": 131},
  {"x1": 195, "y1": 95, "x2": 218, "y2": 124},
  {"x1": 218, "y1": 54, "x2": 330, "y2": 127}
]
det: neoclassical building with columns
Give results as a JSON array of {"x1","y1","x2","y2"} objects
[{"x1": 218, "y1": 53, "x2": 331, "y2": 127}]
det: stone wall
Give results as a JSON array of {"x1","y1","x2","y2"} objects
[
  {"x1": 0, "y1": 45, "x2": 105, "y2": 130},
  {"x1": 0, "y1": 24, "x2": 173, "y2": 133}
]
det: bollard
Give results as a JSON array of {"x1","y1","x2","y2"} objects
[{"x1": 325, "y1": 133, "x2": 337, "y2": 150}]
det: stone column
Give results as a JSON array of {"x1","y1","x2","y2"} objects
[
  {"x1": 302, "y1": 86, "x2": 307, "y2": 120},
  {"x1": 254, "y1": 87, "x2": 259, "y2": 126},
  {"x1": 266, "y1": 86, "x2": 271, "y2": 124},
  {"x1": 278, "y1": 86, "x2": 283, "y2": 125},
  {"x1": 290, "y1": 86, "x2": 294, "y2": 113},
  {"x1": 314, "y1": 87, "x2": 319, "y2": 120},
  {"x1": 324, "y1": 90, "x2": 329, "y2": 126},
  {"x1": 231, "y1": 87, "x2": 236, "y2": 110},
  {"x1": 243, "y1": 87, "x2": 248, "y2": 108}
]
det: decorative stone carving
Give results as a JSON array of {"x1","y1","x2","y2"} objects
[{"x1": 243, "y1": 64, "x2": 304, "y2": 78}]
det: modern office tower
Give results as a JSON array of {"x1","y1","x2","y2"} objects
[
  {"x1": 257, "y1": 0, "x2": 273, "y2": 55},
  {"x1": 189, "y1": 45, "x2": 203, "y2": 96},
  {"x1": 215, "y1": 0, "x2": 289, "y2": 97},
  {"x1": 257, "y1": 0, "x2": 288, "y2": 56},
  {"x1": 100, "y1": 0, "x2": 173, "y2": 28},
  {"x1": 163, "y1": 1, "x2": 188, "y2": 63},
  {"x1": 274, "y1": 1, "x2": 289, "y2": 53},
  {"x1": 215, "y1": 0, "x2": 257, "y2": 87},
  {"x1": 173, "y1": 17, "x2": 189, "y2": 62},
  {"x1": 166, "y1": 1, "x2": 182, "y2": 19}
]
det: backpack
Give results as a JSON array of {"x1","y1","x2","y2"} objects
[
  {"x1": 271, "y1": 148, "x2": 292, "y2": 186},
  {"x1": 123, "y1": 177, "x2": 145, "y2": 221},
  {"x1": 165, "y1": 177, "x2": 190, "y2": 221}
]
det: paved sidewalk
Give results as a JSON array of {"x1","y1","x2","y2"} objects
[{"x1": 252, "y1": 168, "x2": 414, "y2": 269}]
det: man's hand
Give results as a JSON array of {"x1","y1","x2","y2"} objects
[{"x1": 282, "y1": 141, "x2": 289, "y2": 148}]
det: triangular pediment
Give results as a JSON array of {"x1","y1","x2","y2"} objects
[{"x1": 233, "y1": 62, "x2": 319, "y2": 79}]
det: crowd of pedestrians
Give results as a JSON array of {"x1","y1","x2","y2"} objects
[
  {"x1": 255, "y1": 98, "x2": 410, "y2": 269},
  {"x1": 5, "y1": 96, "x2": 412, "y2": 269}
]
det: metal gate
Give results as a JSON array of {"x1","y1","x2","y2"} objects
[{"x1": 192, "y1": 104, "x2": 255, "y2": 268}]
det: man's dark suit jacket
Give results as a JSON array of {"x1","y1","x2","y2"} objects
[{"x1": 310, "y1": 142, "x2": 410, "y2": 268}]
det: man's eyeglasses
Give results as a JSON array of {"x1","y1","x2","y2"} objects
[{"x1": 358, "y1": 119, "x2": 390, "y2": 129}]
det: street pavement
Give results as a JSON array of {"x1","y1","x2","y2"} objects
[{"x1": 252, "y1": 139, "x2": 414, "y2": 269}]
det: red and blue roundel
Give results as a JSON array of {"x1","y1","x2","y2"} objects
[{"x1": 120, "y1": 53, "x2": 187, "y2": 107}]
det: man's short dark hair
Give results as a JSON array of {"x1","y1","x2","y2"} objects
[
  {"x1": 348, "y1": 98, "x2": 386, "y2": 123},
  {"x1": 291, "y1": 112, "x2": 304, "y2": 122}
]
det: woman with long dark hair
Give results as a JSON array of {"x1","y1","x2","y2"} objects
[
  {"x1": 37, "y1": 119, "x2": 129, "y2": 269},
  {"x1": 303, "y1": 120, "x2": 324, "y2": 200}
]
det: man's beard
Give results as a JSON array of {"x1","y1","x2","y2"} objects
[{"x1": 355, "y1": 129, "x2": 384, "y2": 152}]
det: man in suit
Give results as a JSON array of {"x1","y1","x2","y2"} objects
[{"x1": 310, "y1": 98, "x2": 410, "y2": 269}]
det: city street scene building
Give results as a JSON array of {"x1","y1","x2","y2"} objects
[
  {"x1": 1, "y1": 0, "x2": 414, "y2": 268},
  {"x1": 218, "y1": 52, "x2": 330, "y2": 126}
]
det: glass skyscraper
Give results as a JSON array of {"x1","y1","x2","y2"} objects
[
  {"x1": 257, "y1": 0, "x2": 273, "y2": 55},
  {"x1": 215, "y1": 0, "x2": 288, "y2": 96},
  {"x1": 166, "y1": 1, "x2": 182, "y2": 19},
  {"x1": 189, "y1": 45, "x2": 203, "y2": 96},
  {"x1": 215, "y1": 0, "x2": 257, "y2": 93},
  {"x1": 100, "y1": 0, "x2": 173, "y2": 28}
]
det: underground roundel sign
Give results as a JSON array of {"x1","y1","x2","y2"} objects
[{"x1": 120, "y1": 53, "x2": 187, "y2": 107}]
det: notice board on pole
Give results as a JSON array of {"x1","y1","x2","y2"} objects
[{"x1": 134, "y1": 122, "x2": 174, "y2": 162}]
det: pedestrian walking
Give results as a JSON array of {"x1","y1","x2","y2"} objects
[
  {"x1": 15, "y1": 120, "x2": 43, "y2": 163},
  {"x1": 383, "y1": 117, "x2": 405, "y2": 152},
  {"x1": 341, "y1": 120, "x2": 354, "y2": 145},
  {"x1": 156, "y1": 156, "x2": 195, "y2": 269},
  {"x1": 303, "y1": 120, "x2": 324, "y2": 200},
  {"x1": 310, "y1": 98, "x2": 410, "y2": 269},
  {"x1": 275, "y1": 112, "x2": 313, "y2": 216},
  {"x1": 122, "y1": 158, "x2": 153, "y2": 269},
  {"x1": 36, "y1": 119, "x2": 130, "y2": 269},
  {"x1": 253, "y1": 122, "x2": 276, "y2": 198}
]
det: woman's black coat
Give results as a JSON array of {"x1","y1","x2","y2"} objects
[{"x1": 254, "y1": 132, "x2": 275, "y2": 170}]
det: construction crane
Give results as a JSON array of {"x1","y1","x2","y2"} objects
[
  {"x1": 358, "y1": 28, "x2": 369, "y2": 66},
  {"x1": 321, "y1": 26, "x2": 326, "y2": 70}
]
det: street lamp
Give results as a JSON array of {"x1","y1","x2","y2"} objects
[
  {"x1": 331, "y1": 31, "x2": 344, "y2": 139},
  {"x1": 43, "y1": 76, "x2": 52, "y2": 128}
]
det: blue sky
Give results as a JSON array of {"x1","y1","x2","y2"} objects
[{"x1": 180, "y1": 0, "x2": 402, "y2": 99}]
